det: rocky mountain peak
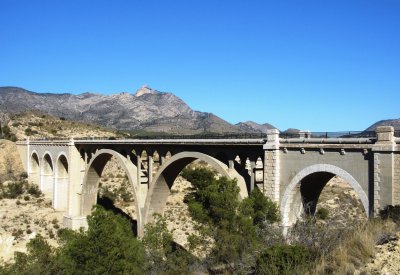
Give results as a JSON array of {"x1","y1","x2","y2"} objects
[{"x1": 135, "y1": 85, "x2": 161, "y2": 97}]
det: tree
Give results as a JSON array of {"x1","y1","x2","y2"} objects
[{"x1": 58, "y1": 205, "x2": 145, "y2": 274}]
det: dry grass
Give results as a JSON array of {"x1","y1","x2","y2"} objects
[{"x1": 313, "y1": 219, "x2": 397, "y2": 274}]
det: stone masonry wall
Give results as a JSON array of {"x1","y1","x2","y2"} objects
[
  {"x1": 263, "y1": 149, "x2": 280, "y2": 202},
  {"x1": 374, "y1": 153, "x2": 381, "y2": 215},
  {"x1": 393, "y1": 153, "x2": 400, "y2": 205}
]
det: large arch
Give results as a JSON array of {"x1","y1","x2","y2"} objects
[
  {"x1": 54, "y1": 153, "x2": 69, "y2": 211},
  {"x1": 281, "y1": 164, "x2": 369, "y2": 227},
  {"x1": 144, "y1": 151, "x2": 248, "y2": 224},
  {"x1": 29, "y1": 151, "x2": 40, "y2": 186},
  {"x1": 80, "y1": 149, "x2": 143, "y2": 235},
  {"x1": 40, "y1": 152, "x2": 54, "y2": 196}
]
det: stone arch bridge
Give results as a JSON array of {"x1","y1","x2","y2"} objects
[{"x1": 16, "y1": 126, "x2": 400, "y2": 236}]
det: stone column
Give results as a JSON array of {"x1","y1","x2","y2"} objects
[
  {"x1": 148, "y1": 155, "x2": 153, "y2": 186},
  {"x1": 263, "y1": 129, "x2": 280, "y2": 202},
  {"x1": 63, "y1": 139, "x2": 88, "y2": 229},
  {"x1": 372, "y1": 126, "x2": 396, "y2": 216},
  {"x1": 137, "y1": 156, "x2": 142, "y2": 185}
]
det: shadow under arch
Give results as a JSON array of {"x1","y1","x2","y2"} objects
[
  {"x1": 80, "y1": 149, "x2": 143, "y2": 236},
  {"x1": 144, "y1": 151, "x2": 248, "y2": 224},
  {"x1": 30, "y1": 151, "x2": 40, "y2": 185},
  {"x1": 281, "y1": 164, "x2": 369, "y2": 227},
  {"x1": 54, "y1": 153, "x2": 69, "y2": 211},
  {"x1": 41, "y1": 152, "x2": 54, "y2": 195}
]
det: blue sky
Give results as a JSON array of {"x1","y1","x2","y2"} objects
[{"x1": 0, "y1": 0, "x2": 399, "y2": 131}]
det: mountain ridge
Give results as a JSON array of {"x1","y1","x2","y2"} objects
[{"x1": 0, "y1": 86, "x2": 273, "y2": 134}]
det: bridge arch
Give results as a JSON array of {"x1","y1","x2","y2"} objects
[
  {"x1": 29, "y1": 151, "x2": 40, "y2": 185},
  {"x1": 54, "y1": 153, "x2": 69, "y2": 211},
  {"x1": 80, "y1": 149, "x2": 142, "y2": 235},
  {"x1": 144, "y1": 151, "x2": 248, "y2": 224},
  {"x1": 281, "y1": 164, "x2": 369, "y2": 227},
  {"x1": 40, "y1": 152, "x2": 54, "y2": 196}
]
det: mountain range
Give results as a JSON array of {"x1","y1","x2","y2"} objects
[
  {"x1": 0, "y1": 86, "x2": 276, "y2": 134},
  {"x1": 0, "y1": 86, "x2": 398, "y2": 134}
]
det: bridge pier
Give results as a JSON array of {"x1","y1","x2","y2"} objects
[
  {"x1": 63, "y1": 139, "x2": 88, "y2": 230},
  {"x1": 263, "y1": 129, "x2": 280, "y2": 202},
  {"x1": 372, "y1": 126, "x2": 398, "y2": 215}
]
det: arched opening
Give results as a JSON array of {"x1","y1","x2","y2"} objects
[
  {"x1": 281, "y1": 164, "x2": 368, "y2": 228},
  {"x1": 40, "y1": 153, "x2": 54, "y2": 197},
  {"x1": 144, "y1": 151, "x2": 247, "y2": 224},
  {"x1": 255, "y1": 157, "x2": 264, "y2": 184},
  {"x1": 80, "y1": 149, "x2": 142, "y2": 236},
  {"x1": 29, "y1": 152, "x2": 40, "y2": 186},
  {"x1": 144, "y1": 152, "x2": 246, "y2": 251},
  {"x1": 54, "y1": 154, "x2": 69, "y2": 211}
]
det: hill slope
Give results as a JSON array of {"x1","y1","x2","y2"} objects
[{"x1": 365, "y1": 119, "x2": 400, "y2": 131}]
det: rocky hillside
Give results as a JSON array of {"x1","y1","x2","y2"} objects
[
  {"x1": 1, "y1": 111, "x2": 121, "y2": 140},
  {"x1": 0, "y1": 86, "x2": 244, "y2": 134},
  {"x1": 235, "y1": 121, "x2": 276, "y2": 133},
  {"x1": 365, "y1": 118, "x2": 400, "y2": 131}
]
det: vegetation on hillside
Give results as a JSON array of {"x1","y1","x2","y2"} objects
[
  {"x1": 2, "y1": 111, "x2": 127, "y2": 141},
  {"x1": 1, "y1": 167, "x2": 399, "y2": 274}
]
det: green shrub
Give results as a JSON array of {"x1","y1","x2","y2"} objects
[
  {"x1": 6, "y1": 181, "x2": 24, "y2": 198},
  {"x1": 255, "y1": 244, "x2": 311, "y2": 275},
  {"x1": 20, "y1": 172, "x2": 28, "y2": 179},
  {"x1": 27, "y1": 184, "x2": 42, "y2": 198},
  {"x1": 316, "y1": 207, "x2": 329, "y2": 220}
]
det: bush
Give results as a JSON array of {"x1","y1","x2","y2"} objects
[
  {"x1": 316, "y1": 207, "x2": 329, "y2": 220},
  {"x1": 255, "y1": 244, "x2": 311, "y2": 275},
  {"x1": 6, "y1": 181, "x2": 24, "y2": 198},
  {"x1": 380, "y1": 205, "x2": 400, "y2": 224},
  {"x1": 25, "y1": 127, "x2": 35, "y2": 136},
  {"x1": 27, "y1": 184, "x2": 42, "y2": 198}
]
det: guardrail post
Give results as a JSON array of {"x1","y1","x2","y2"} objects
[{"x1": 299, "y1": 130, "x2": 311, "y2": 139}]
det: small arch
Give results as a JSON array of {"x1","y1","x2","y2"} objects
[
  {"x1": 40, "y1": 153, "x2": 54, "y2": 196},
  {"x1": 255, "y1": 157, "x2": 264, "y2": 183},
  {"x1": 54, "y1": 154, "x2": 69, "y2": 211},
  {"x1": 80, "y1": 149, "x2": 143, "y2": 236},
  {"x1": 140, "y1": 150, "x2": 148, "y2": 169},
  {"x1": 281, "y1": 164, "x2": 369, "y2": 227},
  {"x1": 29, "y1": 151, "x2": 40, "y2": 185},
  {"x1": 255, "y1": 157, "x2": 263, "y2": 168},
  {"x1": 153, "y1": 150, "x2": 160, "y2": 162},
  {"x1": 165, "y1": 151, "x2": 172, "y2": 160},
  {"x1": 144, "y1": 151, "x2": 248, "y2": 224}
]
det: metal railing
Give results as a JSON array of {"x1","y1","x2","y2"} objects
[
  {"x1": 24, "y1": 132, "x2": 269, "y2": 141},
  {"x1": 22, "y1": 130, "x2": 384, "y2": 142},
  {"x1": 280, "y1": 131, "x2": 376, "y2": 139}
]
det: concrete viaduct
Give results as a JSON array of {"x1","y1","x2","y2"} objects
[{"x1": 16, "y1": 126, "x2": 400, "y2": 236}]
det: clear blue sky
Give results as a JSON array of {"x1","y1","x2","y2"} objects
[{"x1": 0, "y1": 0, "x2": 399, "y2": 131}]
